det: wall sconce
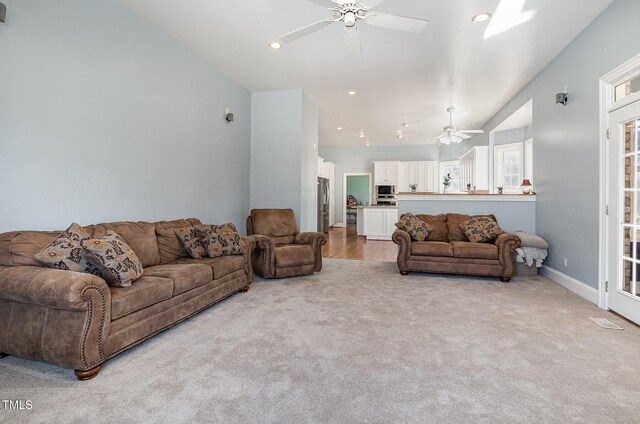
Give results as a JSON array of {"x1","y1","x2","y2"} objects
[
  {"x1": 0, "y1": 3, "x2": 7, "y2": 23},
  {"x1": 556, "y1": 84, "x2": 568, "y2": 106},
  {"x1": 225, "y1": 107, "x2": 234, "y2": 124}
]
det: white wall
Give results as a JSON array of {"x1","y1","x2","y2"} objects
[
  {"x1": 0, "y1": 0, "x2": 251, "y2": 233},
  {"x1": 250, "y1": 89, "x2": 319, "y2": 231},
  {"x1": 478, "y1": 0, "x2": 640, "y2": 288}
]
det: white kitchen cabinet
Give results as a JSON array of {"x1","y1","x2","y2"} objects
[
  {"x1": 361, "y1": 207, "x2": 399, "y2": 240},
  {"x1": 317, "y1": 156, "x2": 325, "y2": 177},
  {"x1": 459, "y1": 147, "x2": 489, "y2": 192},
  {"x1": 374, "y1": 161, "x2": 400, "y2": 185},
  {"x1": 398, "y1": 161, "x2": 437, "y2": 192}
]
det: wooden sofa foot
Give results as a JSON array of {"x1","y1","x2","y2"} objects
[
  {"x1": 239, "y1": 285, "x2": 250, "y2": 293},
  {"x1": 400, "y1": 271, "x2": 409, "y2": 276},
  {"x1": 500, "y1": 277, "x2": 511, "y2": 283},
  {"x1": 74, "y1": 365, "x2": 102, "y2": 381},
  {"x1": 0, "y1": 352, "x2": 8, "y2": 359}
]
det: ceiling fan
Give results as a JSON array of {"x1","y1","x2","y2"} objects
[
  {"x1": 272, "y1": 0, "x2": 429, "y2": 55},
  {"x1": 434, "y1": 107, "x2": 484, "y2": 146}
]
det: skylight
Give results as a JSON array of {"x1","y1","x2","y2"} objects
[{"x1": 484, "y1": 0, "x2": 536, "y2": 39}]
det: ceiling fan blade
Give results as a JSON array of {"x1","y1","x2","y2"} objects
[
  {"x1": 366, "y1": 12, "x2": 428, "y2": 33},
  {"x1": 452, "y1": 132, "x2": 472, "y2": 140},
  {"x1": 278, "y1": 19, "x2": 336, "y2": 45},
  {"x1": 344, "y1": 26, "x2": 361, "y2": 56},
  {"x1": 460, "y1": 129, "x2": 485, "y2": 134},
  {"x1": 306, "y1": 0, "x2": 341, "y2": 8},
  {"x1": 434, "y1": 134, "x2": 449, "y2": 140}
]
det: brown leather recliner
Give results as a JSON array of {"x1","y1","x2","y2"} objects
[{"x1": 247, "y1": 209, "x2": 326, "y2": 278}]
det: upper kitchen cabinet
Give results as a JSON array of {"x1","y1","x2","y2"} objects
[
  {"x1": 398, "y1": 161, "x2": 437, "y2": 192},
  {"x1": 374, "y1": 161, "x2": 400, "y2": 185}
]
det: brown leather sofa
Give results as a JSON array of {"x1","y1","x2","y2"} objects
[
  {"x1": 246, "y1": 209, "x2": 326, "y2": 278},
  {"x1": 392, "y1": 213, "x2": 521, "y2": 282},
  {"x1": 0, "y1": 218, "x2": 254, "y2": 380}
]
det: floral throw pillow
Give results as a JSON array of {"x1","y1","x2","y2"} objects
[
  {"x1": 34, "y1": 223, "x2": 102, "y2": 276},
  {"x1": 174, "y1": 227, "x2": 207, "y2": 259},
  {"x1": 395, "y1": 213, "x2": 433, "y2": 241},
  {"x1": 459, "y1": 217, "x2": 505, "y2": 243},
  {"x1": 197, "y1": 223, "x2": 244, "y2": 257},
  {"x1": 81, "y1": 231, "x2": 144, "y2": 287}
]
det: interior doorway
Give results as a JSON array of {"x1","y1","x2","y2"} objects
[
  {"x1": 341, "y1": 172, "x2": 372, "y2": 227},
  {"x1": 600, "y1": 53, "x2": 640, "y2": 324}
]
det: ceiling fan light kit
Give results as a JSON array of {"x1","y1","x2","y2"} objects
[
  {"x1": 434, "y1": 107, "x2": 484, "y2": 146},
  {"x1": 272, "y1": 0, "x2": 428, "y2": 55}
]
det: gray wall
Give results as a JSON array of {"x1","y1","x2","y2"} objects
[
  {"x1": 398, "y1": 200, "x2": 536, "y2": 234},
  {"x1": 494, "y1": 128, "x2": 525, "y2": 146},
  {"x1": 478, "y1": 0, "x2": 640, "y2": 288},
  {"x1": 319, "y1": 145, "x2": 439, "y2": 224},
  {"x1": 250, "y1": 89, "x2": 319, "y2": 231},
  {"x1": 0, "y1": 0, "x2": 251, "y2": 233}
]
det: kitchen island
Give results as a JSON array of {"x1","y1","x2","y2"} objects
[{"x1": 355, "y1": 205, "x2": 399, "y2": 240}]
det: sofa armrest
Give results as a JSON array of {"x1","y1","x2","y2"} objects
[
  {"x1": 294, "y1": 232, "x2": 326, "y2": 272},
  {"x1": 493, "y1": 233, "x2": 522, "y2": 276},
  {"x1": 0, "y1": 265, "x2": 110, "y2": 311},
  {"x1": 248, "y1": 235, "x2": 276, "y2": 278},
  {"x1": 241, "y1": 236, "x2": 256, "y2": 283},
  {"x1": 392, "y1": 229, "x2": 411, "y2": 272},
  {"x1": 0, "y1": 265, "x2": 111, "y2": 371}
]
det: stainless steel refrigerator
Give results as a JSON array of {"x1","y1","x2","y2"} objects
[{"x1": 317, "y1": 177, "x2": 330, "y2": 233}]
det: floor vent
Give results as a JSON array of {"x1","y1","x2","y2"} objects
[{"x1": 590, "y1": 317, "x2": 623, "y2": 330}]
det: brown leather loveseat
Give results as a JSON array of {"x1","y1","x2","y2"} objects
[
  {"x1": 0, "y1": 218, "x2": 254, "y2": 380},
  {"x1": 392, "y1": 213, "x2": 521, "y2": 282},
  {"x1": 246, "y1": 209, "x2": 326, "y2": 278}
]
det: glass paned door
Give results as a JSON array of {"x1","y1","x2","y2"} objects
[{"x1": 609, "y1": 99, "x2": 640, "y2": 324}]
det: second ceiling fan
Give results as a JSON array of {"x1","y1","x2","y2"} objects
[{"x1": 273, "y1": 0, "x2": 429, "y2": 55}]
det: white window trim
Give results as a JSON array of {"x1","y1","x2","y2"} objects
[
  {"x1": 494, "y1": 142, "x2": 524, "y2": 193},
  {"x1": 525, "y1": 138, "x2": 534, "y2": 182}
]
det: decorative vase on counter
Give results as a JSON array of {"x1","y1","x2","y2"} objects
[{"x1": 411, "y1": 188, "x2": 417, "y2": 194}]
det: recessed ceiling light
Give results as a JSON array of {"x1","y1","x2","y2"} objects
[
  {"x1": 365, "y1": 140, "x2": 370, "y2": 146},
  {"x1": 359, "y1": 131, "x2": 365, "y2": 138},
  {"x1": 402, "y1": 122, "x2": 409, "y2": 127},
  {"x1": 348, "y1": 90, "x2": 357, "y2": 96},
  {"x1": 472, "y1": 12, "x2": 492, "y2": 23},
  {"x1": 337, "y1": 126, "x2": 343, "y2": 131},
  {"x1": 270, "y1": 41, "x2": 282, "y2": 49}
]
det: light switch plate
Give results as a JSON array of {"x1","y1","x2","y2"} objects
[{"x1": 0, "y1": 3, "x2": 6, "y2": 23}]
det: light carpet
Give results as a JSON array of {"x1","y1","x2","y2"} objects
[{"x1": 1, "y1": 259, "x2": 639, "y2": 423}]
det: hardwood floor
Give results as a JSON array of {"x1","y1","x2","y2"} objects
[{"x1": 322, "y1": 225, "x2": 397, "y2": 262}]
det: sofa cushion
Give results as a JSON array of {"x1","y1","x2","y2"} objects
[
  {"x1": 460, "y1": 216, "x2": 505, "y2": 243},
  {"x1": 144, "y1": 263, "x2": 212, "y2": 296},
  {"x1": 446, "y1": 214, "x2": 497, "y2": 242},
  {"x1": 91, "y1": 221, "x2": 160, "y2": 267},
  {"x1": 251, "y1": 209, "x2": 299, "y2": 237},
  {"x1": 411, "y1": 241, "x2": 454, "y2": 257},
  {"x1": 197, "y1": 223, "x2": 244, "y2": 257},
  {"x1": 110, "y1": 275, "x2": 174, "y2": 320},
  {"x1": 171, "y1": 255, "x2": 245, "y2": 280},
  {"x1": 271, "y1": 236, "x2": 296, "y2": 245},
  {"x1": 396, "y1": 213, "x2": 433, "y2": 241},
  {"x1": 0, "y1": 231, "x2": 59, "y2": 267},
  {"x1": 452, "y1": 241, "x2": 499, "y2": 260},
  {"x1": 33, "y1": 223, "x2": 103, "y2": 276},
  {"x1": 415, "y1": 214, "x2": 448, "y2": 242},
  {"x1": 275, "y1": 245, "x2": 315, "y2": 267},
  {"x1": 82, "y1": 231, "x2": 144, "y2": 288},
  {"x1": 174, "y1": 227, "x2": 207, "y2": 259},
  {"x1": 155, "y1": 218, "x2": 202, "y2": 264}
]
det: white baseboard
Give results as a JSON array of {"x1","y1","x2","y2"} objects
[
  {"x1": 332, "y1": 223, "x2": 346, "y2": 228},
  {"x1": 540, "y1": 266, "x2": 599, "y2": 305}
]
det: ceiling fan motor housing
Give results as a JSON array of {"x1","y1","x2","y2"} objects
[{"x1": 334, "y1": 3, "x2": 368, "y2": 27}]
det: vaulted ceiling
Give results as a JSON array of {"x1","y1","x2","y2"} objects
[{"x1": 120, "y1": 0, "x2": 613, "y2": 146}]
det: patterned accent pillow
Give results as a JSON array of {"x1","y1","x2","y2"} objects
[
  {"x1": 197, "y1": 223, "x2": 245, "y2": 257},
  {"x1": 81, "y1": 231, "x2": 144, "y2": 287},
  {"x1": 174, "y1": 227, "x2": 207, "y2": 259},
  {"x1": 395, "y1": 213, "x2": 433, "y2": 241},
  {"x1": 34, "y1": 223, "x2": 103, "y2": 276},
  {"x1": 459, "y1": 217, "x2": 505, "y2": 243}
]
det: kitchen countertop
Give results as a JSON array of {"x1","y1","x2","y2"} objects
[{"x1": 351, "y1": 205, "x2": 399, "y2": 209}]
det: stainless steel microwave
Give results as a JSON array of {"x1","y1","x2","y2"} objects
[{"x1": 376, "y1": 185, "x2": 395, "y2": 195}]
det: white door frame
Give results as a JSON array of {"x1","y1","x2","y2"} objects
[
  {"x1": 599, "y1": 53, "x2": 640, "y2": 310},
  {"x1": 342, "y1": 172, "x2": 373, "y2": 226}
]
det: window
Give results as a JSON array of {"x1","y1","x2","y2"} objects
[
  {"x1": 439, "y1": 160, "x2": 461, "y2": 193},
  {"x1": 494, "y1": 142, "x2": 524, "y2": 193},
  {"x1": 615, "y1": 75, "x2": 640, "y2": 102}
]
